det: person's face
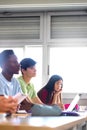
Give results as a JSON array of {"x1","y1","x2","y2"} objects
[
  {"x1": 54, "y1": 80, "x2": 63, "y2": 92},
  {"x1": 4, "y1": 54, "x2": 20, "y2": 74},
  {"x1": 22, "y1": 66, "x2": 36, "y2": 78}
]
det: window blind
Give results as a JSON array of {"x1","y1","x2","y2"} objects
[
  {"x1": 51, "y1": 14, "x2": 87, "y2": 39},
  {"x1": 0, "y1": 16, "x2": 40, "y2": 40}
]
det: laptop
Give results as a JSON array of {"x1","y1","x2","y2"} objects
[{"x1": 60, "y1": 93, "x2": 82, "y2": 116}]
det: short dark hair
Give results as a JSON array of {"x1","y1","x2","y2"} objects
[
  {"x1": 0, "y1": 49, "x2": 15, "y2": 66},
  {"x1": 20, "y1": 58, "x2": 36, "y2": 70}
]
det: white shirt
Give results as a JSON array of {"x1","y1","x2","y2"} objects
[{"x1": 0, "y1": 73, "x2": 22, "y2": 96}]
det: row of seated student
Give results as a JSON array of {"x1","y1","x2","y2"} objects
[{"x1": 0, "y1": 49, "x2": 65, "y2": 114}]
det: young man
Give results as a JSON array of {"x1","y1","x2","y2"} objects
[
  {"x1": 0, "y1": 50, "x2": 41, "y2": 113},
  {"x1": 0, "y1": 49, "x2": 24, "y2": 113},
  {"x1": 0, "y1": 49, "x2": 22, "y2": 96},
  {"x1": 18, "y1": 58, "x2": 43, "y2": 104}
]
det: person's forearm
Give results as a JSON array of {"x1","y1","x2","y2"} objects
[
  {"x1": 57, "y1": 102, "x2": 65, "y2": 110},
  {"x1": 51, "y1": 94, "x2": 58, "y2": 105},
  {"x1": 26, "y1": 97, "x2": 33, "y2": 103},
  {"x1": 32, "y1": 97, "x2": 43, "y2": 104}
]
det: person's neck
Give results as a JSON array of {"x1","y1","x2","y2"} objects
[
  {"x1": 22, "y1": 75, "x2": 31, "y2": 84},
  {"x1": 2, "y1": 71, "x2": 13, "y2": 81}
]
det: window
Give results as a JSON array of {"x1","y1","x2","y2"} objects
[
  {"x1": 49, "y1": 47, "x2": 87, "y2": 93},
  {"x1": 47, "y1": 11, "x2": 87, "y2": 94},
  {"x1": 1, "y1": 10, "x2": 87, "y2": 94}
]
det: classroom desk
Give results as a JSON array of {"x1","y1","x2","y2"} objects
[{"x1": 0, "y1": 112, "x2": 87, "y2": 130}]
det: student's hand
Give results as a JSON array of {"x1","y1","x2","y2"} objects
[
  {"x1": 58, "y1": 103, "x2": 65, "y2": 110},
  {"x1": 0, "y1": 96, "x2": 18, "y2": 113},
  {"x1": 54, "y1": 88, "x2": 62, "y2": 96}
]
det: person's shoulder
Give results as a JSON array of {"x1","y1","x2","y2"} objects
[
  {"x1": 0, "y1": 73, "x2": 2, "y2": 76},
  {"x1": 17, "y1": 76, "x2": 25, "y2": 83},
  {"x1": 12, "y1": 77, "x2": 22, "y2": 85},
  {"x1": 0, "y1": 73, "x2": 5, "y2": 85},
  {"x1": 0, "y1": 73, "x2": 4, "y2": 79},
  {"x1": 17, "y1": 76, "x2": 22, "y2": 80},
  {"x1": 38, "y1": 87, "x2": 47, "y2": 93},
  {"x1": 12, "y1": 77, "x2": 19, "y2": 82}
]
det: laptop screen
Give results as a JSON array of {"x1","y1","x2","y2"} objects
[{"x1": 67, "y1": 94, "x2": 82, "y2": 111}]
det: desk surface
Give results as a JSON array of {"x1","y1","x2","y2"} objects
[{"x1": 0, "y1": 112, "x2": 87, "y2": 130}]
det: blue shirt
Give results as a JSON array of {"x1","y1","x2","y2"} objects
[{"x1": 0, "y1": 73, "x2": 22, "y2": 96}]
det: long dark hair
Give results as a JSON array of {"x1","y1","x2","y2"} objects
[
  {"x1": 45, "y1": 74, "x2": 63, "y2": 92},
  {"x1": 44, "y1": 74, "x2": 63, "y2": 103}
]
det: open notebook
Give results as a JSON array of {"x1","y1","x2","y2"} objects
[{"x1": 60, "y1": 93, "x2": 82, "y2": 116}]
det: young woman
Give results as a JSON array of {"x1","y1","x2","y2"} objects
[{"x1": 37, "y1": 75, "x2": 65, "y2": 110}]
